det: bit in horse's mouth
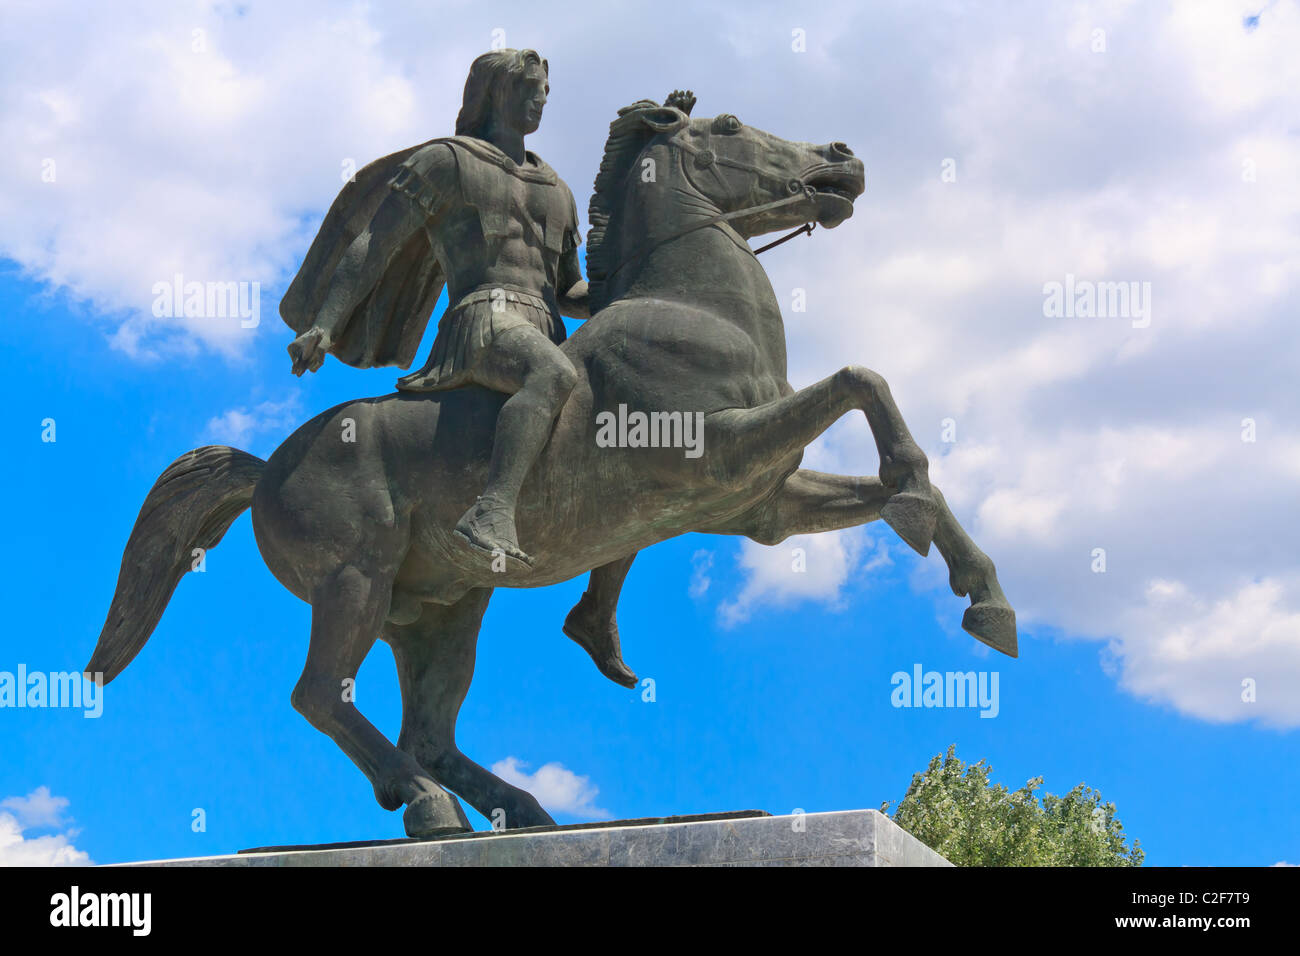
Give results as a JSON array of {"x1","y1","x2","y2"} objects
[
  {"x1": 803, "y1": 166, "x2": 864, "y2": 202},
  {"x1": 803, "y1": 169, "x2": 862, "y2": 228},
  {"x1": 817, "y1": 186, "x2": 856, "y2": 200}
]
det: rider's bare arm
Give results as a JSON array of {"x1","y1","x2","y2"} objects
[
  {"x1": 556, "y1": 248, "x2": 590, "y2": 320},
  {"x1": 290, "y1": 146, "x2": 455, "y2": 375}
]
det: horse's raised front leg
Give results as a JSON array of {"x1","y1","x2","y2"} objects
[
  {"x1": 704, "y1": 366, "x2": 937, "y2": 554},
  {"x1": 291, "y1": 561, "x2": 458, "y2": 837},
  {"x1": 718, "y1": 469, "x2": 892, "y2": 542},
  {"x1": 388, "y1": 588, "x2": 556, "y2": 832},
  {"x1": 706, "y1": 469, "x2": 1017, "y2": 657},
  {"x1": 931, "y1": 487, "x2": 1017, "y2": 657}
]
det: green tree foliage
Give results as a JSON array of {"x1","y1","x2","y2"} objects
[{"x1": 881, "y1": 745, "x2": 1143, "y2": 866}]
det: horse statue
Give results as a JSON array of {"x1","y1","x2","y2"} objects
[{"x1": 87, "y1": 95, "x2": 1016, "y2": 839}]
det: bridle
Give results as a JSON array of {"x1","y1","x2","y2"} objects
[{"x1": 601, "y1": 132, "x2": 820, "y2": 282}]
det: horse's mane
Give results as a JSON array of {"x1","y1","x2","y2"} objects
[{"x1": 586, "y1": 99, "x2": 662, "y2": 312}]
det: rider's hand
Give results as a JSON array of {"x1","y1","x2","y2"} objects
[{"x1": 288, "y1": 327, "x2": 332, "y2": 376}]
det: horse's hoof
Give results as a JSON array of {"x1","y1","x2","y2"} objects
[
  {"x1": 881, "y1": 491, "x2": 937, "y2": 557},
  {"x1": 962, "y1": 601, "x2": 1018, "y2": 658},
  {"x1": 403, "y1": 791, "x2": 472, "y2": 840},
  {"x1": 507, "y1": 798, "x2": 557, "y2": 830}
]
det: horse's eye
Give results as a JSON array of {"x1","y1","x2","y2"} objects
[{"x1": 714, "y1": 114, "x2": 742, "y2": 133}]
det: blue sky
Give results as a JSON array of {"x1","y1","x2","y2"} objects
[{"x1": 1, "y1": 0, "x2": 1298, "y2": 866}]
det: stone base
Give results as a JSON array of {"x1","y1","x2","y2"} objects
[{"x1": 120, "y1": 809, "x2": 953, "y2": 867}]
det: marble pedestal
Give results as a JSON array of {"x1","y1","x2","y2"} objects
[{"x1": 120, "y1": 809, "x2": 953, "y2": 867}]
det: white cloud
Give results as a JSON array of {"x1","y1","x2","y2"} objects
[
  {"x1": 0, "y1": 1, "x2": 479, "y2": 360},
  {"x1": 202, "y1": 395, "x2": 302, "y2": 448},
  {"x1": 718, "y1": 528, "x2": 875, "y2": 628},
  {"x1": 1113, "y1": 577, "x2": 1300, "y2": 727},
  {"x1": 709, "y1": 1, "x2": 1300, "y2": 728},
  {"x1": 689, "y1": 550, "x2": 714, "y2": 598},
  {"x1": 1, "y1": 785, "x2": 70, "y2": 829},
  {"x1": 0, "y1": 788, "x2": 91, "y2": 866},
  {"x1": 4, "y1": 0, "x2": 1300, "y2": 729},
  {"x1": 490, "y1": 757, "x2": 609, "y2": 819}
]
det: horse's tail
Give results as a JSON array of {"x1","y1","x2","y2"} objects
[{"x1": 85, "y1": 445, "x2": 266, "y2": 685}]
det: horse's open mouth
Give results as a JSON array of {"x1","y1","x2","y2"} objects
[
  {"x1": 810, "y1": 182, "x2": 860, "y2": 201},
  {"x1": 804, "y1": 166, "x2": 864, "y2": 199},
  {"x1": 804, "y1": 167, "x2": 864, "y2": 228},
  {"x1": 795, "y1": 176, "x2": 857, "y2": 228}
]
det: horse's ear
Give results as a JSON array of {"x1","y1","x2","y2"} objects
[{"x1": 638, "y1": 106, "x2": 689, "y2": 134}]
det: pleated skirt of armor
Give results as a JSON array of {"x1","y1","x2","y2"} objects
[{"x1": 416, "y1": 287, "x2": 566, "y2": 391}]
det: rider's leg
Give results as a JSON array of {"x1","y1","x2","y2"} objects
[
  {"x1": 562, "y1": 553, "x2": 638, "y2": 688},
  {"x1": 455, "y1": 324, "x2": 577, "y2": 565}
]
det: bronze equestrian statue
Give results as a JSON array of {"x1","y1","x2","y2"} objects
[
  {"x1": 281, "y1": 49, "x2": 638, "y2": 688},
  {"x1": 87, "y1": 50, "x2": 1017, "y2": 839}
]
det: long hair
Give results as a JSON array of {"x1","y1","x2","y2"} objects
[{"x1": 455, "y1": 49, "x2": 547, "y2": 138}]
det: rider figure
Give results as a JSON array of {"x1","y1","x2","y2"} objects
[{"x1": 282, "y1": 49, "x2": 637, "y2": 687}]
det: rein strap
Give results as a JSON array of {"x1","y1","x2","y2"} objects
[
  {"x1": 753, "y1": 222, "x2": 816, "y2": 255},
  {"x1": 604, "y1": 188, "x2": 817, "y2": 281}
]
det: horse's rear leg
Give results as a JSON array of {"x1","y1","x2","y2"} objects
[
  {"x1": 705, "y1": 366, "x2": 936, "y2": 554},
  {"x1": 389, "y1": 589, "x2": 556, "y2": 831},
  {"x1": 291, "y1": 563, "x2": 452, "y2": 835}
]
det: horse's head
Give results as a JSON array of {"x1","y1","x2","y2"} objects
[
  {"x1": 641, "y1": 93, "x2": 865, "y2": 235},
  {"x1": 587, "y1": 93, "x2": 866, "y2": 309}
]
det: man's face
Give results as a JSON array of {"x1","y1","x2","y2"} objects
[{"x1": 503, "y1": 68, "x2": 548, "y2": 136}]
